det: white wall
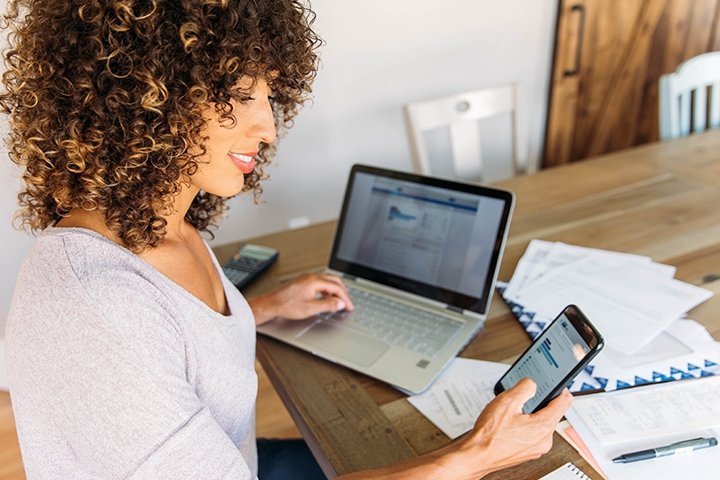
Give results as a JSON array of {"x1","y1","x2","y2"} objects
[
  {"x1": 0, "y1": 0, "x2": 559, "y2": 338},
  {"x1": 212, "y1": 0, "x2": 559, "y2": 243}
]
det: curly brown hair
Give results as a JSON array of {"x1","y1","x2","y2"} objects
[{"x1": 0, "y1": 0, "x2": 321, "y2": 251}]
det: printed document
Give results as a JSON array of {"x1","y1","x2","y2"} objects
[
  {"x1": 566, "y1": 410, "x2": 720, "y2": 480},
  {"x1": 407, "y1": 358, "x2": 508, "y2": 439},
  {"x1": 571, "y1": 375, "x2": 720, "y2": 444},
  {"x1": 502, "y1": 241, "x2": 655, "y2": 300},
  {"x1": 507, "y1": 253, "x2": 711, "y2": 355}
]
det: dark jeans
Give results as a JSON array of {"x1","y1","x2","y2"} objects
[{"x1": 257, "y1": 438, "x2": 326, "y2": 480}]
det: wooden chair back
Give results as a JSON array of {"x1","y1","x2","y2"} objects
[
  {"x1": 659, "y1": 52, "x2": 720, "y2": 140},
  {"x1": 403, "y1": 83, "x2": 529, "y2": 182}
]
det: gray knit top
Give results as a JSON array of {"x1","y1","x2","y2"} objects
[{"x1": 5, "y1": 227, "x2": 259, "y2": 479}]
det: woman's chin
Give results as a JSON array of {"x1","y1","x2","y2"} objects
[{"x1": 204, "y1": 179, "x2": 246, "y2": 198}]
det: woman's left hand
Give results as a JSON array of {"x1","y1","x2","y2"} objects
[{"x1": 248, "y1": 273, "x2": 354, "y2": 325}]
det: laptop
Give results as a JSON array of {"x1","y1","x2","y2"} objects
[{"x1": 257, "y1": 164, "x2": 514, "y2": 393}]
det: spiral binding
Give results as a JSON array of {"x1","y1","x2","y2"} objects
[{"x1": 541, "y1": 462, "x2": 591, "y2": 480}]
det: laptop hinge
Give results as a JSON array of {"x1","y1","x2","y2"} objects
[
  {"x1": 452, "y1": 308, "x2": 486, "y2": 322},
  {"x1": 445, "y1": 304, "x2": 486, "y2": 322}
]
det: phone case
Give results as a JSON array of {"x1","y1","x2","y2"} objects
[{"x1": 494, "y1": 304, "x2": 604, "y2": 413}]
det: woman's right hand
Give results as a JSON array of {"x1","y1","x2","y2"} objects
[
  {"x1": 452, "y1": 378, "x2": 574, "y2": 479},
  {"x1": 338, "y1": 378, "x2": 572, "y2": 480}
]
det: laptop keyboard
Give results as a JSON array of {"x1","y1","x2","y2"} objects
[{"x1": 315, "y1": 286, "x2": 465, "y2": 357}]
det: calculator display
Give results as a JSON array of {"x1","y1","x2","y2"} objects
[{"x1": 222, "y1": 245, "x2": 278, "y2": 290}]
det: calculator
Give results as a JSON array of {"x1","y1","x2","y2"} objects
[{"x1": 221, "y1": 244, "x2": 279, "y2": 291}]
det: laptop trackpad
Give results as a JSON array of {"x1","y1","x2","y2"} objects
[{"x1": 297, "y1": 321, "x2": 389, "y2": 367}]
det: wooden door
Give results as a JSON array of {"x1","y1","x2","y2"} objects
[{"x1": 544, "y1": 0, "x2": 720, "y2": 167}]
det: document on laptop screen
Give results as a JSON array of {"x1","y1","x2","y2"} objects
[{"x1": 335, "y1": 172, "x2": 506, "y2": 298}]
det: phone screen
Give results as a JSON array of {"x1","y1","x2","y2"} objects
[{"x1": 498, "y1": 308, "x2": 598, "y2": 413}]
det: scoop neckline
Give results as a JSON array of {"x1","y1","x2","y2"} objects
[{"x1": 44, "y1": 226, "x2": 237, "y2": 321}]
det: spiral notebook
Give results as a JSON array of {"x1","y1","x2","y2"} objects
[{"x1": 540, "y1": 462, "x2": 591, "y2": 480}]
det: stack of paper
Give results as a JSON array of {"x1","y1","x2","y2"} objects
[
  {"x1": 500, "y1": 240, "x2": 719, "y2": 392},
  {"x1": 564, "y1": 375, "x2": 720, "y2": 479}
]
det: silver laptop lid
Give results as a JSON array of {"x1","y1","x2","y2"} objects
[{"x1": 329, "y1": 165, "x2": 514, "y2": 316}]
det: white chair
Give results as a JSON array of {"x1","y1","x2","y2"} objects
[
  {"x1": 659, "y1": 52, "x2": 720, "y2": 140},
  {"x1": 403, "y1": 83, "x2": 529, "y2": 183}
]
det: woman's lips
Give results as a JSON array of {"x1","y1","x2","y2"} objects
[{"x1": 228, "y1": 152, "x2": 256, "y2": 174}]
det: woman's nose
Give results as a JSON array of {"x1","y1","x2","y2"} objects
[{"x1": 253, "y1": 97, "x2": 277, "y2": 145}]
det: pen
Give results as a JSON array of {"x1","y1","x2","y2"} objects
[{"x1": 612, "y1": 437, "x2": 718, "y2": 464}]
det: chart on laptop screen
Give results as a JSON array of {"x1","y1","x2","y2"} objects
[{"x1": 336, "y1": 172, "x2": 506, "y2": 298}]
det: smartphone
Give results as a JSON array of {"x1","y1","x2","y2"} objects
[{"x1": 494, "y1": 305, "x2": 604, "y2": 414}]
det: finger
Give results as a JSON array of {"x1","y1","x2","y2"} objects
[
  {"x1": 530, "y1": 390, "x2": 573, "y2": 428},
  {"x1": 312, "y1": 296, "x2": 348, "y2": 313},
  {"x1": 319, "y1": 274, "x2": 346, "y2": 287},
  {"x1": 319, "y1": 275, "x2": 354, "y2": 308},
  {"x1": 534, "y1": 388, "x2": 573, "y2": 421},
  {"x1": 501, "y1": 378, "x2": 537, "y2": 407},
  {"x1": 313, "y1": 278, "x2": 354, "y2": 310}
]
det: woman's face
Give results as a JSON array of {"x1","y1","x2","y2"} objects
[{"x1": 190, "y1": 77, "x2": 277, "y2": 197}]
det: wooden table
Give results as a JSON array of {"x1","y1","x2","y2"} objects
[{"x1": 214, "y1": 129, "x2": 720, "y2": 479}]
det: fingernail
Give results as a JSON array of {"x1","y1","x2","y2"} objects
[{"x1": 336, "y1": 300, "x2": 346, "y2": 310}]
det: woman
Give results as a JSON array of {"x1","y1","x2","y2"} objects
[{"x1": 2, "y1": 0, "x2": 572, "y2": 478}]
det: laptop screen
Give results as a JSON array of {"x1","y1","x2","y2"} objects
[{"x1": 329, "y1": 165, "x2": 514, "y2": 315}]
